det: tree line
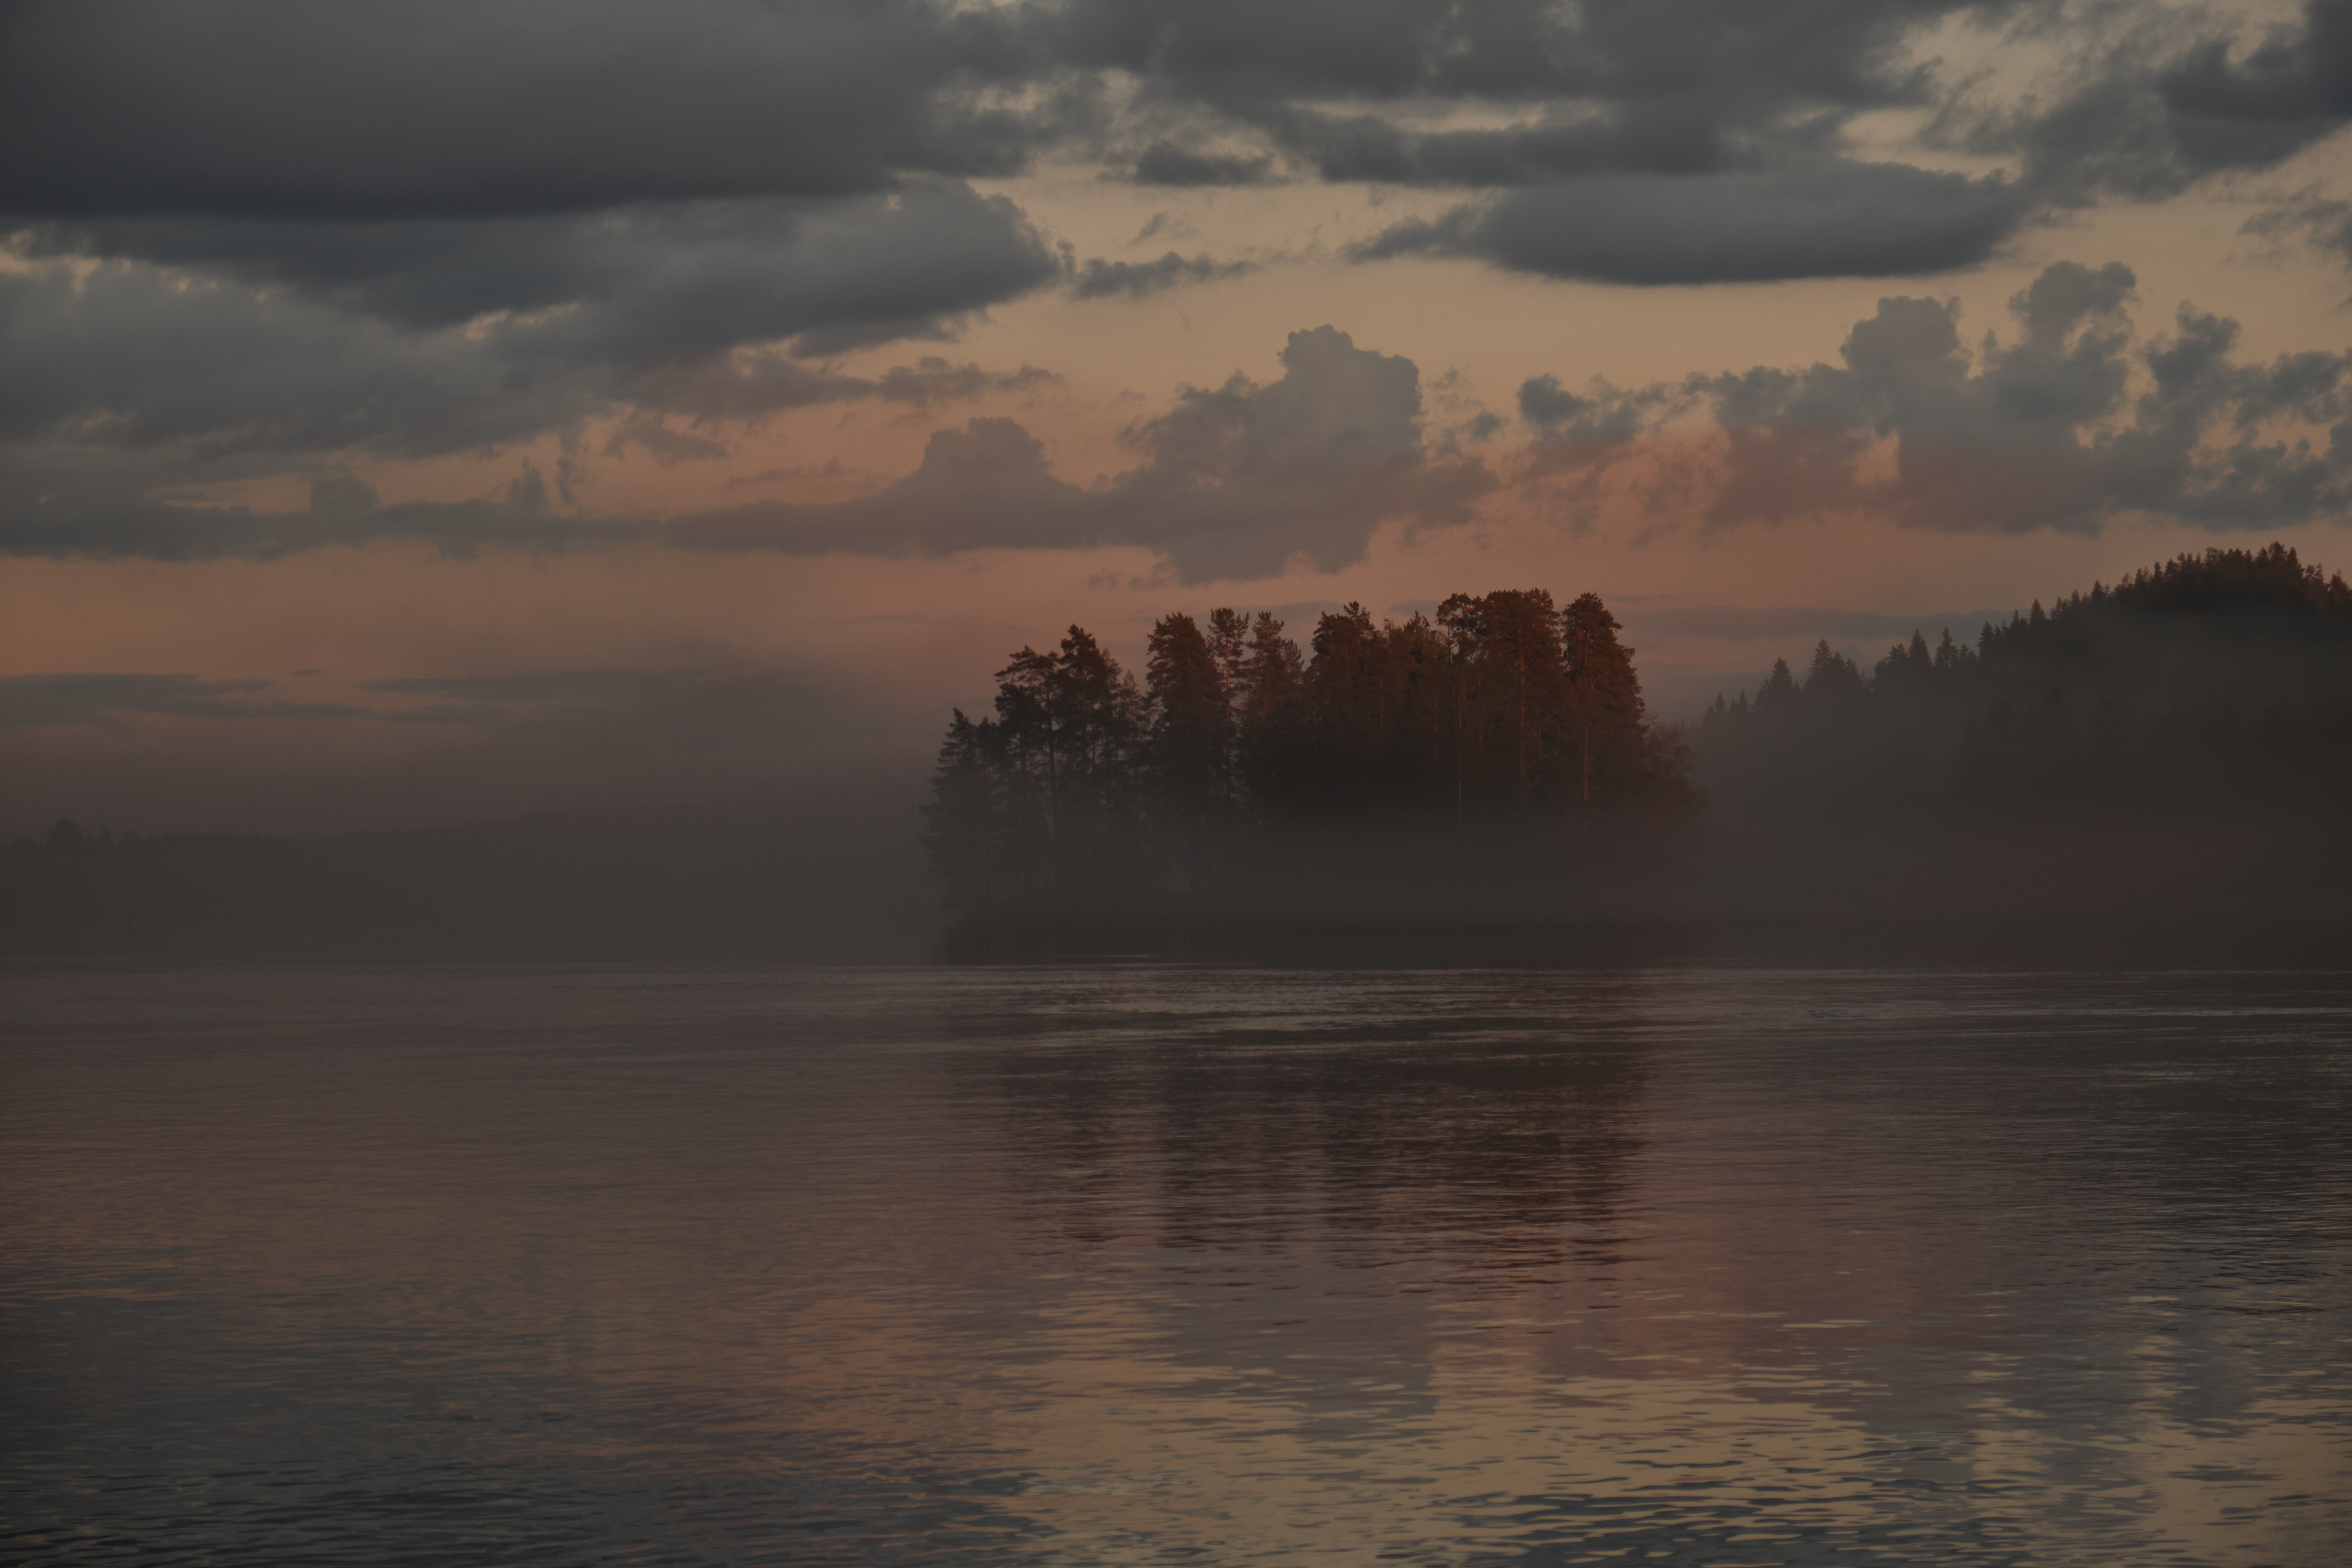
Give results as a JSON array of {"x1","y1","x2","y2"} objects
[
  {"x1": 1696, "y1": 543, "x2": 2352, "y2": 820},
  {"x1": 921, "y1": 590, "x2": 1698, "y2": 945}
]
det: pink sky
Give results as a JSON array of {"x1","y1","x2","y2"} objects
[{"x1": 6, "y1": 0, "x2": 2352, "y2": 833}]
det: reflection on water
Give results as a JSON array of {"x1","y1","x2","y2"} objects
[{"x1": 3, "y1": 965, "x2": 2349, "y2": 1564}]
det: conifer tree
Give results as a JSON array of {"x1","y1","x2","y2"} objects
[
  {"x1": 1234, "y1": 612, "x2": 1306, "y2": 811},
  {"x1": 1145, "y1": 613, "x2": 1233, "y2": 827},
  {"x1": 1560, "y1": 593, "x2": 1648, "y2": 814},
  {"x1": 921, "y1": 710, "x2": 1007, "y2": 930}
]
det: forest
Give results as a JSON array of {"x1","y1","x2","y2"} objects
[
  {"x1": 926, "y1": 545, "x2": 2352, "y2": 954},
  {"x1": 1696, "y1": 542, "x2": 2352, "y2": 823},
  {"x1": 921, "y1": 591, "x2": 1699, "y2": 952},
  {"x1": 7, "y1": 545, "x2": 2349, "y2": 961}
]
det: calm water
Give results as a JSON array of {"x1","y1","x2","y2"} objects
[{"x1": 3, "y1": 964, "x2": 2349, "y2": 1566}]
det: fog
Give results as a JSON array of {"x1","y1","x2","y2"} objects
[
  {"x1": 2, "y1": 773, "x2": 936, "y2": 963},
  {"x1": 11, "y1": 546, "x2": 2345, "y2": 968}
]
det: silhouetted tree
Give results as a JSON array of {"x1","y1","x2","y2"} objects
[
  {"x1": 1561, "y1": 592, "x2": 1652, "y2": 818},
  {"x1": 922, "y1": 587, "x2": 1703, "y2": 947},
  {"x1": 1145, "y1": 612, "x2": 1233, "y2": 884},
  {"x1": 1694, "y1": 542, "x2": 2352, "y2": 829}
]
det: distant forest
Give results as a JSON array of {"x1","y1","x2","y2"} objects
[
  {"x1": 922, "y1": 591, "x2": 1698, "y2": 948},
  {"x1": 925, "y1": 544, "x2": 2352, "y2": 953},
  {"x1": 1695, "y1": 542, "x2": 2352, "y2": 823},
  {"x1": 8, "y1": 544, "x2": 2350, "y2": 961}
]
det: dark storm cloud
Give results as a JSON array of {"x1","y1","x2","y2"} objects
[
  {"x1": 0, "y1": 0, "x2": 1062, "y2": 508},
  {"x1": 11, "y1": 0, "x2": 2351, "y2": 314},
  {"x1": 1515, "y1": 260, "x2": 2352, "y2": 535},
  {"x1": 7, "y1": 183, "x2": 1061, "y2": 417},
  {"x1": 1130, "y1": 143, "x2": 1278, "y2": 187},
  {"x1": 1935, "y1": 1, "x2": 2352, "y2": 211},
  {"x1": 0, "y1": 0, "x2": 1043, "y2": 219},
  {"x1": 1070, "y1": 252, "x2": 1260, "y2": 300},
  {"x1": 0, "y1": 262, "x2": 584, "y2": 457},
  {"x1": 43, "y1": 182, "x2": 1057, "y2": 348},
  {"x1": 11, "y1": 2, "x2": 2352, "y2": 569},
  {"x1": 1052, "y1": 0, "x2": 1989, "y2": 111},
  {"x1": 0, "y1": 192, "x2": 1060, "y2": 468},
  {"x1": 671, "y1": 326, "x2": 1494, "y2": 580},
  {"x1": 1, "y1": 0, "x2": 2048, "y2": 226},
  {"x1": 1353, "y1": 161, "x2": 2027, "y2": 285},
  {"x1": 1069, "y1": 0, "x2": 2351, "y2": 218}
]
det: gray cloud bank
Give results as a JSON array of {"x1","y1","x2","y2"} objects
[
  {"x1": 8, "y1": 2, "x2": 2347, "y2": 333},
  {"x1": 1, "y1": 185, "x2": 1061, "y2": 459},
  {"x1": 7, "y1": 4, "x2": 2352, "y2": 568},
  {"x1": 1071, "y1": 252, "x2": 1260, "y2": 300},
  {"x1": 0, "y1": 0, "x2": 1043, "y2": 218},
  {"x1": 671, "y1": 326, "x2": 1495, "y2": 581},
  {"x1": 1521, "y1": 261, "x2": 2352, "y2": 536},
  {"x1": 1353, "y1": 162, "x2": 2026, "y2": 285},
  {"x1": 12, "y1": 267, "x2": 2348, "y2": 571}
]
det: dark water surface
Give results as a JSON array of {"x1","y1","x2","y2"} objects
[{"x1": 4, "y1": 965, "x2": 2349, "y2": 1566}]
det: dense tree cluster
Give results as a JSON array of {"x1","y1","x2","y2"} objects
[
  {"x1": 1698, "y1": 544, "x2": 2352, "y2": 820},
  {"x1": 922, "y1": 591, "x2": 1697, "y2": 942}
]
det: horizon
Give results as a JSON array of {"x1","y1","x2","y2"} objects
[
  {"x1": 8, "y1": 14, "x2": 2352, "y2": 1556},
  {"x1": 9, "y1": 1, "x2": 2352, "y2": 838}
]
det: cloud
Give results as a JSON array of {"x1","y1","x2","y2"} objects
[
  {"x1": 1930, "y1": 1, "x2": 2352, "y2": 209},
  {"x1": 0, "y1": 0, "x2": 1042, "y2": 219},
  {"x1": 2, "y1": 324, "x2": 1497, "y2": 570},
  {"x1": 671, "y1": 325, "x2": 1496, "y2": 580},
  {"x1": 1071, "y1": 252, "x2": 1260, "y2": 300},
  {"x1": 2245, "y1": 192, "x2": 2352, "y2": 272},
  {"x1": 0, "y1": 458, "x2": 638, "y2": 562},
  {"x1": 15, "y1": 0, "x2": 2352, "y2": 575},
  {"x1": 0, "y1": 261, "x2": 591, "y2": 458},
  {"x1": 871, "y1": 359, "x2": 1061, "y2": 405},
  {"x1": 1355, "y1": 161, "x2": 2027, "y2": 285},
  {"x1": 1051, "y1": 0, "x2": 1984, "y2": 117},
  {"x1": 12, "y1": 0, "x2": 2352, "y2": 328},
  {"x1": 8, "y1": 182, "x2": 1061, "y2": 427},
  {"x1": 0, "y1": 196, "x2": 1062, "y2": 526},
  {"x1": 1289, "y1": 105, "x2": 1729, "y2": 187},
  {"x1": 1130, "y1": 143, "x2": 1277, "y2": 187},
  {"x1": 1514, "y1": 259, "x2": 2352, "y2": 535}
]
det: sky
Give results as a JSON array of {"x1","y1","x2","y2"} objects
[{"x1": 7, "y1": 0, "x2": 2352, "y2": 835}]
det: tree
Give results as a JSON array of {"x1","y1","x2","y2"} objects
[
  {"x1": 1233, "y1": 611, "x2": 1306, "y2": 812},
  {"x1": 922, "y1": 586, "x2": 1705, "y2": 948},
  {"x1": 1146, "y1": 612, "x2": 1233, "y2": 833},
  {"x1": 920, "y1": 711, "x2": 1008, "y2": 932},
  {"x1": 1560, "y1": 593, "x2": 1649, "y2": 816}
]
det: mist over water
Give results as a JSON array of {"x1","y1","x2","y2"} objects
[{"x1": 6, "y1": 963, "x2": 2348, "y2": 1565}]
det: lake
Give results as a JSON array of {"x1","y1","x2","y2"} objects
[{"x1": 4, "y1": 963, "x2": 2348, "y2": 1565}]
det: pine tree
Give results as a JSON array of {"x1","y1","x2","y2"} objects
[
  {"x1": 1234, "y1": 612, "x2": 1306, "y2": 813},
  {"x1": 1146, "y1": 612, "x2": 1233, "y2": 830},
  {"x1": 1560, "y1": 593, "x2": 1648, "y2": 815},
  {"x1": 920, "y1": 711, "x2": 1007, "y2": 932}
]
